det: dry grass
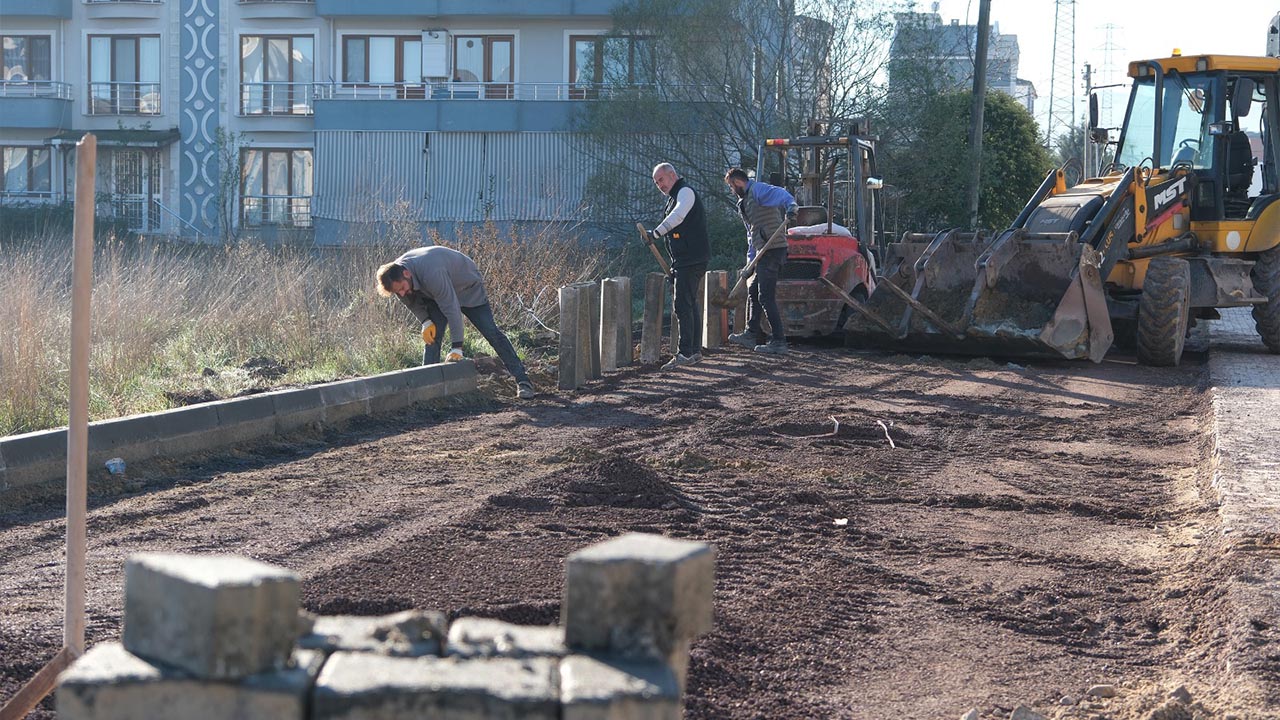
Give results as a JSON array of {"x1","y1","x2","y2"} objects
[{"x1": 0, "y1": 222, "x2": 604, "y2": 436}]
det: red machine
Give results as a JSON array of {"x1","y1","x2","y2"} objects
[{"x1": 755, "y1": 120, "x2": 884, "y2": 337}]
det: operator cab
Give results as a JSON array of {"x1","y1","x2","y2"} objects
[{"x1": 1107, "y1": 55, "x2": 1280, "y2": 221}]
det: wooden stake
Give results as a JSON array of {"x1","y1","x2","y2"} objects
[
  {"x1": 66, "y1": 133, "x2": 96, "y2": 657},
  {"x1": 0, "y1": 647, "x2": 77, "y2": 720}
]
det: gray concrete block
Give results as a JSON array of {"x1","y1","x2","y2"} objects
[
  {"x1": 319, "y1": 379, "x2": 372, "y2": 425},
  {"x1": 640, "y1": 274, "x2": 666, "y2": 365},
  {"x1": 269, "y1": 386, "x2": 326, "y2": 432},
  {"x1": 0, "y1": 427, "x2": 67, "y2": 465},
  {"x1": 446, "y1": 618, "x2": 566, "y2": 659},
  {"x1": 401, "y1": 364, "x2": 447, "y2": 405},
  {"x1": 123, "y1": 553, "x2": 301, "y2": 680},
  {"x1": 57, "y1": 642, "x2": 320, "y2": 720},
  {"x1": 312, "y1": 652, "x2": 558, "y2": 719},
  {"x1": 560, "y1": 654, "x2": 681, "y2": 720},
  {"x1": 560, "y1": 285, "x2": 583, "y2": 390},
  {"x1": 89, "y1": 415, "x2": 160, "y2": 456},
  {"x1": 299, "y1": 610, "x2": 446, "y2": 657},
  {"x1": 150, "y1": 404, "x2": 221, "y2": 457},
  {"x1": 438, "y1": 358, "x2": 476, "y2": 384},
  {"x1": 209, "y1": 395, "x2": 278, "y2": 446},
  {"x1": 563, "y1": 533, "x2": 715, "y2": 661}
]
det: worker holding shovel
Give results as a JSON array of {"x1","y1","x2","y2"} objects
[
  {"x1": 643, "y1": 163, "x2": 711, "y2": 370},
  {"x1": 724, "y1": 168, "x2": 797, "y2": 356}
]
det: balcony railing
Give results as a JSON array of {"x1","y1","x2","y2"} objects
[
  {"x1": 85, "y1": 0, "x2": 162, "y2": 3},
  {"x1": 89, "y1": 82, "x2": 161, "y2": 115},
  {"x1": 242, "y1": 195, "x2": 312, "y2": 228},
  {"x1": 311, "y1": 81, "x2": 716, "y2": 102},
  {"x1": 0, "y1": 81, "x2": 73, "y2": 99},
  {"x1": 240, "y1": 82, "x2": 313, "y2": 116}
]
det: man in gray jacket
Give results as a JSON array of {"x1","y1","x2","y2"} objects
[{"x1": 377, "y1": 246, "x2": 536, "y2": 399}]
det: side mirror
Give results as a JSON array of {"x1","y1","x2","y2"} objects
[
  {"x1": 1209, "y1": 121, "x2": 1236, "y2": 136},
  {"x1": 1233, "y1": 78, "x2": 1256, "y2": 118},
  {"x1": 866, "y1": 177, "x2": 884, "y2": 190},
  {"x1": 1088, "y1": 93, "x2": 1099, "y2": 132}
]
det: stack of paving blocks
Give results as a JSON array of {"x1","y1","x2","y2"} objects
[{"x1": 57, "y1": 533, "x2": 715, "y2": 719}]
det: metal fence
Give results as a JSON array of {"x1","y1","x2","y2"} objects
[
  {"x1": 88, "y1": 82, "x2": 161, "y2": 115},
  {"x1": 242, "y1": 195, "x2": 313, "y2": 228},
  {"x1": 0, "y1": 81, "x2": 73, "y2": 99},
  {"x1": 239, "y1": 82, "x2": 313, "y2": 116}
]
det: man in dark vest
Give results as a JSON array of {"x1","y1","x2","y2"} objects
[{"x1": 645, "y1": 163, "x2": 711, "y2": 369}]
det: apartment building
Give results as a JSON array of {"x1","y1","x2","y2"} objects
[{"x1": 1, "y1": 0, "x2": 723, "y2": 243}]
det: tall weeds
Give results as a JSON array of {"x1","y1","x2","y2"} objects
[{"x1": 0, "y1": 222, "x2": 604, "y2": 435}]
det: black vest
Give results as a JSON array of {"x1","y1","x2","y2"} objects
[{"x1": 664, "y1": 178, "x2": 711, "y2": 268}]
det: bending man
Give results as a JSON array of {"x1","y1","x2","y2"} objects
[
  {"x1": 645, "y1": 162, "x2": 711, "y2": 369},
  {"x1": 377, "y1": 246, "x2": 536, "y2": 400},
  {"x1": 724, "y1": 168, "x2": 797, "y2": 356}
]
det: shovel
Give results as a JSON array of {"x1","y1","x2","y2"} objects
[
  {"x1": 708, "y1": 221, "x2": 789, "y2": 308},
  {"x1": 634, "y1": 222, "x2": 671, "y2": 275}
]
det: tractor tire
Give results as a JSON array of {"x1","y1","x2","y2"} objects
[
  {"x1": 1136, "y1": 257, "x2": 1191, "y2": 367},
  {"x1": 1251, "y1": 245, "x2": 1280, "y2": 353}
]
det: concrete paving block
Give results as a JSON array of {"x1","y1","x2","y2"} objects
[
  {"x1": 439, "y1": 359, "x2": 478, "y2": 395},
  {"x1": 563, "y1": 533, "x2": 715, "y2": 660},
  {"x1": 209, "y1": 395, "x2": 277, "y2": 445},
  {"x1": 312, "y1": 652, "x2": 559, "y2": 719},
  {"x1": 446, "y1": 618, "x2": 566, "y2": 659},
  {"x1": 299, "y1": 610, "x2": 447, "y2": 657},
  {"x1": 0, "y1": 427, "x2": 67, "y2": 466},
  {"x1": 149, "y1": 404, "x2": 221, "y2": 457},
  {"x1": 560, "y1": 654, "x2": 681, "y2": 720},
  {"x1": 57, "y1": 642, "x2": 320, "y2": 720},
  {"x1": 320, "y1": 379, "x2": 372, "y2": 425},
  {"x1": 269, "y1": 386, "x2": 326, "y2": 431},
  {"x1": 88, "y1": 415, "x2": 160, "y2": 456},
  {"x1": 402, "y1": 364, "x2": 447, "y2": 404},
  {"x1": 560, "y1": 285, "x2": 583, "y2": 390},
  {"x1": 123, "y1": 553, "x2": 301, "y2": 680}
]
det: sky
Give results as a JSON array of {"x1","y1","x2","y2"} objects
[{"x1": 921, "y1": 0, "x2": 1279, "y2": 134}]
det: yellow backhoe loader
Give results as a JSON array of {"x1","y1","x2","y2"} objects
[{"x1": 846, "y1": 51, "x2": 1280, "y2": 366}]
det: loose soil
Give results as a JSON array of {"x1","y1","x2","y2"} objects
[{"x1": 1, "y1": 341, "x2": 1272, "y2": 718}]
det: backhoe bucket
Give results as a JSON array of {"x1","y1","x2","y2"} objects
[
  {"x1": 842, "y1": 230, "x2": 988, "y2": 355},
  {"x1": 845, "y1": 230, "x2": 1113, "y2": 361}
]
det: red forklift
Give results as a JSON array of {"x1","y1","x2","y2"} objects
[{"x1": 754, "y1": 118, "x2": 884, "y2": 337}]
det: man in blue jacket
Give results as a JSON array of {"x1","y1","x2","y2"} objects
[
  {"x1": 724, "y1": 168, "x2": 797, "y2": 355},
  {"x1": 646, "y1": 163, "x2": 711, "y2": 369}
]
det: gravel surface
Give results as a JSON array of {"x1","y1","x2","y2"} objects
[{"x1": 2, "y1": 342, "x2": 1270, "y2": 719}]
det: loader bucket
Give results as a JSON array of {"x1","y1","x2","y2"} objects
[
  {"x1": 842, "y1": 229, "x2": 989, "y2": 355},
  {"x1": 845, "y1": 230, "x2": 1113, "y2": 361}
]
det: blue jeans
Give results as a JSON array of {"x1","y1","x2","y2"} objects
[{"x1": 422, "y1": 302, "x2": 530, "y2": 384}]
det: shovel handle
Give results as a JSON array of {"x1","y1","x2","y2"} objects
[{"x1": 635, "y1": 222, "x2": 671, "y2": 275}]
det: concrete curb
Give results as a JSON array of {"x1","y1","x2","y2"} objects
[{"x1": 0, "y1": 361, "x2": 478, "y2": 496}]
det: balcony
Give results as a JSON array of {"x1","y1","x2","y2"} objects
[
  {"x1": 5, "y1": 0, "x2": 72, "y2": 17},
  {"x1": 88, "y1": 82, "x2": 162, "y2": 116},
  {"x1": 314, "y1": 0, "x2": 616, "y2": 16},
  {"x1": 239, "y1": 82, "x2": 314, "y2": 116},
  {"x1": 242, "y1": 195, "x2": 312, "y2": 228},
  {"x1": 311, "y1": 81, "x2": 719, "y2": 132},
  {"x1": 0, "y1": 82, "x2": 74, "y2": 128},
  {"x1": 84, "y1": 0, "x2": 165, "y2": 19},
  {"x1": 235, "y1": 0, "x2": 316, "y2": 20}
]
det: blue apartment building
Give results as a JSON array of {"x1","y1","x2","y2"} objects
[{"x1": 0, "y1": 0, "x2": 727, "y2": 243}]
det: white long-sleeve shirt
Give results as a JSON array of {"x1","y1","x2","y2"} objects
[{"x1": 655, "y1": 186, "x2": 696, "y2": 236}]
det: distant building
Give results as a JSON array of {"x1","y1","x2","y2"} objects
[
  {"x1": 888, "y1": 11, "x2": 1036, "y2": 116},
  {"x1": 0, "y1": 0, "x2": 749, "y2": 244}
]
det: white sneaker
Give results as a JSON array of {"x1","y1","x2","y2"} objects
[
  {"x1": 516, "y1": 381, "x2": 537, "y2": 399},
  {"x1": 661, "y1": 353, "x2": 701, "y2": 370}
]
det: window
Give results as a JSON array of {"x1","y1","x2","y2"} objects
[
  {"x1": 88, "y1": 35, "x2": 160, "y2": 114},
  {"x1": 3, "y1": 36, "x2": 51, "y2": 82},
  {"x1": 570, "y1": 35, "x2": 653, "y2": 98},
  {"x1": 242, "y1": 148, "x2": 312, "y2": 227},
  {"x1": 241, "y1": 35, "x2": 314, "y2": 115},
  {"x1": 2, "y1": 146, "x2": 53, "y2": 196},
  {"x1": 453, "y1": 35, "x2": 513, "y2": 98},
  {"x1": 342, "y1": 35, "x2": 423, "y2": 98}
]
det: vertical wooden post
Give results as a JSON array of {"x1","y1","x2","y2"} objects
[
  {"x1": 558, "y1": 285, "x2": 580, "y2": 390},
  {"x1": 599, "y1": 279, "x2": 620, "y2": 373},
  {"x1": 65, "y1": 134, "x2": 95, "y2": 658},
  {"x1": 582, "y1": 281, "x2": 601, "y2": 380},
  {"x1": 640, "y1": 273, "x2": 665, "y2": 364},
  {"x1": 703, "y1": 271, "x2": 728, "y2": 349},
  {"x1": 613, "y1": 276, "x2": 633, "y2": 367}
]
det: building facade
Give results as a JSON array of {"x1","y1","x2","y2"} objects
[
  {"x1": 888, "y1": 11, "x2": 1036, "y2": 116},
  {"x1": 1, "y1": 0, "x2": 723, "y2": 243}
]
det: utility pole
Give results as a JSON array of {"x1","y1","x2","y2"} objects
[
  {"x1": 966, "y1": 0, "x2": 992, "y2": 230},
  {"x1": 1083, "y1": 62, "x2": 1093, "y2": 178}
]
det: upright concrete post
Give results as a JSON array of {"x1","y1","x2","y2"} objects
[
  {"x1": 640, "y1": 273, "x2": 665, "y2": 365},
  {"x1": 559, "y1": 285, "x2": 581, "y2": 390},
  {"x1": 583, "y1": 280, "x2": 602, "y2": 381},
  {"x1": 612, "y1": 276, "x2": 633, "y2": 367},
  {"x1": 599, "y1": 279, "x2": 621, "y2": 373},
  {"x1": 703, "y1": 271, "x2": 728, "y2": 349}
]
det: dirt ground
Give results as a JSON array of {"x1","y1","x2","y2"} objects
[{"x1": 1, "y1": 340, "x2": 1272, "y2": 719}]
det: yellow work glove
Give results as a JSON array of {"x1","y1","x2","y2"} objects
[
  {"x1": 421, "y1": 321, "x2": 437, "y2": 345},
  {"x1": 445, "y1": 347, "x2": 464, "y2": 362}
]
